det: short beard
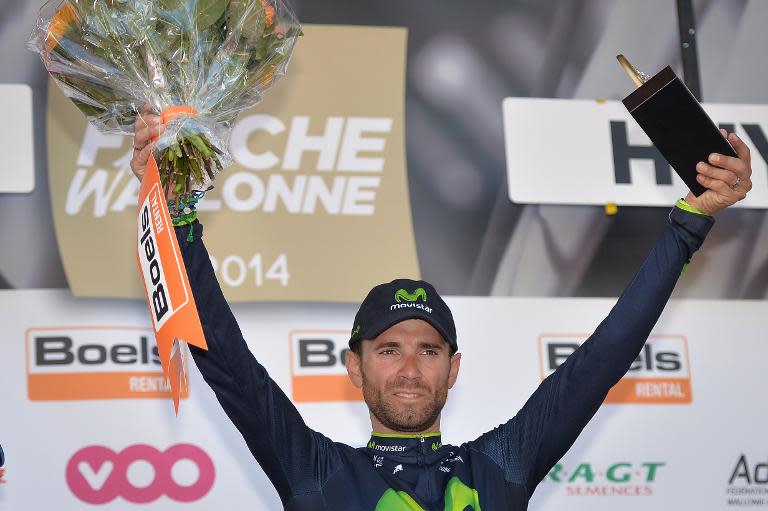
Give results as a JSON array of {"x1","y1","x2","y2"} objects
[{"x1": 362, "y1": 372, "x2": 448, "y2": 433}]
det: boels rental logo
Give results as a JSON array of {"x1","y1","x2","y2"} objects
[
  {"x1": 538, "y1": 334, "x2": 692, "y2": 404},
  {"x1": 26, "y1": 327, "x2": 188, "y2": 400},
  {"x1": 289, "y1": 330, "x2": 362, "y2": 402}
]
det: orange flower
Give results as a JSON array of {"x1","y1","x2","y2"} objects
[
  {"x1": 44, "y1": 2, "x2": 79, "y2": 56},
  {"x1": 263, "y1": 2, "x2": 275, "y2": 27}
]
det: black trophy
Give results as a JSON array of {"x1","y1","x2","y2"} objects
[{"x1": 618, "y1": 54, "x2": 737, "y2": 196}]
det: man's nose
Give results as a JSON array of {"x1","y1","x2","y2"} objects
[{"x1": 397, "y1": 353, "x2": 421, "y2": 379}]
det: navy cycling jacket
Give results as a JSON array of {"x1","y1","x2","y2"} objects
[{"x1": 177, "y1": 205, "x2": 713, "y2": 510}]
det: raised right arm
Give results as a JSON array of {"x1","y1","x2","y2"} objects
[
  {"x1": 175, "y1": 221, "x2": 342, "y2": 503},
  {"x1": 132, "y1": 108, "x2": 342, "y2": 504}
]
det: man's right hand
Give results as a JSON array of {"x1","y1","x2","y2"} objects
[{"x1": 130, "y1": 104, "x2": 164, "y2": 182}]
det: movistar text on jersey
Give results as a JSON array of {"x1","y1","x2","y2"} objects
[{"x1": 373, "y1": 445, "x2": 407, "y2": 452}]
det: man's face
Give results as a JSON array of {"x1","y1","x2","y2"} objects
[{"x1": 346, "y1": 319, "x2": 461, "y2": 433}]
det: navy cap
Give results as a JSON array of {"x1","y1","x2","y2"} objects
[{"x1": 349, "y1": 279, "x2": 457, "y2": 353}]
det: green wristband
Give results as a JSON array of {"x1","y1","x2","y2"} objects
[
  {"x1": 171, "y1": 210, "x2": 198, "y2": 227},
  {"x1": 675, "y1": 198, "x2": 710, "y2": 217}
]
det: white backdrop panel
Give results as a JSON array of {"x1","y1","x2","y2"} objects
[
  {"x1": 0, "y1": 291, "x2": 764, "y2": 510},
  {"x1": 503, "y1": 98, "x2": 768, "y2": 208}
]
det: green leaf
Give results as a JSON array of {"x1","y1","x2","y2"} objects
[
  {"x1": 188, "y1": 134, "x2": 212, "y2": 158},
  {"x1": 227, "y1": 0, "x2": 265, "y2": 39},
  {"x1": 190, "y1": 155, "x2": 203, "y2": 182},
  {"x1": 196, "y1": 0, "x2": 227, "y2": 29},
  {"x1": 158, "y1": 0, "x2": 182, "y2": 7},
  {"x1": 71, "y1": 99, "x2": 106, "y2": 117}
]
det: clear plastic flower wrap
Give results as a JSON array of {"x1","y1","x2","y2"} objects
[{"x1": 29, "y1": 0, "x2": 301, "y2": 196}]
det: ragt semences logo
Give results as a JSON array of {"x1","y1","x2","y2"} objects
[
  {"x1": 539, "y1": 334, "x2": 692, "y2": 404},
  {"x1": 26, "y1": 327, "x2": 188, "y2": 400},
  {"x1": 546, "y1": 460, "x2": 666, "y2": 497}
]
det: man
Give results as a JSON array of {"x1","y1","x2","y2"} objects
[
  {"x1": 0, "y1": 443, "x2": 5, "y2": 484},
  {"x1": 132, "y1": 111, "x2": 751, "y2": 509}
]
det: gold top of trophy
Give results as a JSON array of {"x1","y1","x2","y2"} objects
[{"x1": 616, "y1": 54, "x2": 649, "y2": 88}]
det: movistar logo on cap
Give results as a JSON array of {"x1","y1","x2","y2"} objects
[
  {"x1": 352, "y1": 324, "x2": 361, "y2": 337},
  {"x1": 391, "y1": 288, "x2": 432, "y2": 313},
  {"x1": 395, "y1": 288, "x2": 427, "y2": 303}
]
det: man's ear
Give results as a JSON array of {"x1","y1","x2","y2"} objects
[
  {"x1": 346, "y1": 347, "x2": 363, "y2": 389},
  {"x1": 447, "y1": 352, "x2": 461, "y2": 389}
]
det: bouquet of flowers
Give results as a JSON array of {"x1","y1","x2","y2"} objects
[{"x1": 29, "y1": 0, "x2": 301, "y2": 197}]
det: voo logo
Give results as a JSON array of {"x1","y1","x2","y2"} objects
[
  {"x1": 66, "y1": 444, "x2": 214, "y2": 504},
  {"x1": 290, "y1": 330, "x2": 362, "y2": 402}
]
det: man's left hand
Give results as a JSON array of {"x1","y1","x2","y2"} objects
[{"x1": 685, "y1": 129, "x2": 752, "y2": 215}]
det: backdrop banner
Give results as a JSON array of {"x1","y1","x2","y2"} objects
[
  {"x1": 46, "y1": 25, "x2": 419, "y2": 302},
  {"x1": 1, "y1": 290, "x2": 765, "y2": 510},
  {"x1": 0, "y1": 84, "x2": 34, "y2": 193},
  {"x1": 503, "y1": 98, "x2": 768, "y2": 207}
]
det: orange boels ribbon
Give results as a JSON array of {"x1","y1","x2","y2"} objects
[
  {"x1": 161, "y1": 105, "x2": 197, "y2": 123},
  {"x1": 150, "y1": 105, "x2": 198, "y2": 142},
  {"x1": 136, "y1": 153, "x2": 207, "y2": 414}
]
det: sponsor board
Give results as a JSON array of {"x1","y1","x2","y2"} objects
[
  {"x1": 503, "y1": 98, "x2": 768, "y2": 207},
  {"x1": 136, "y1": 155, "x2": 207, "y2": 412},
  {"x1": 0, "y1": 84, "x2": 35, "y2": 193},
  {"x1": 66, "y1": 444, "x2": 214, "y2": 504},
  {"x1": 46, "y1": 25, "x2": 420, "y2": 302},
  {"x1": 538, "y1": 334, "x2": 691, "y2": 404},
  {"x1": 6, "y1": 292, "x2": 768, "y2": 510},
  {"x1": 289, "y1": 330, "x2": 362, "y2": 402},
  {"x1": 25, "y1": 327, "x2": 188, "y2": 400},
  {"x1": 546, "y1": 460, "x2": 665, "y2": 497},
  {"x1": 137, "y1": 184, "x2": 188, "y2": 332},
  {"x1": 727, "y1": 454, "x2": 768, "y2": 507}
]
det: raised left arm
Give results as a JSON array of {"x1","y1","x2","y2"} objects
[{"x1": 470, "y1": 131, "x2": 752, "y2": 495}]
